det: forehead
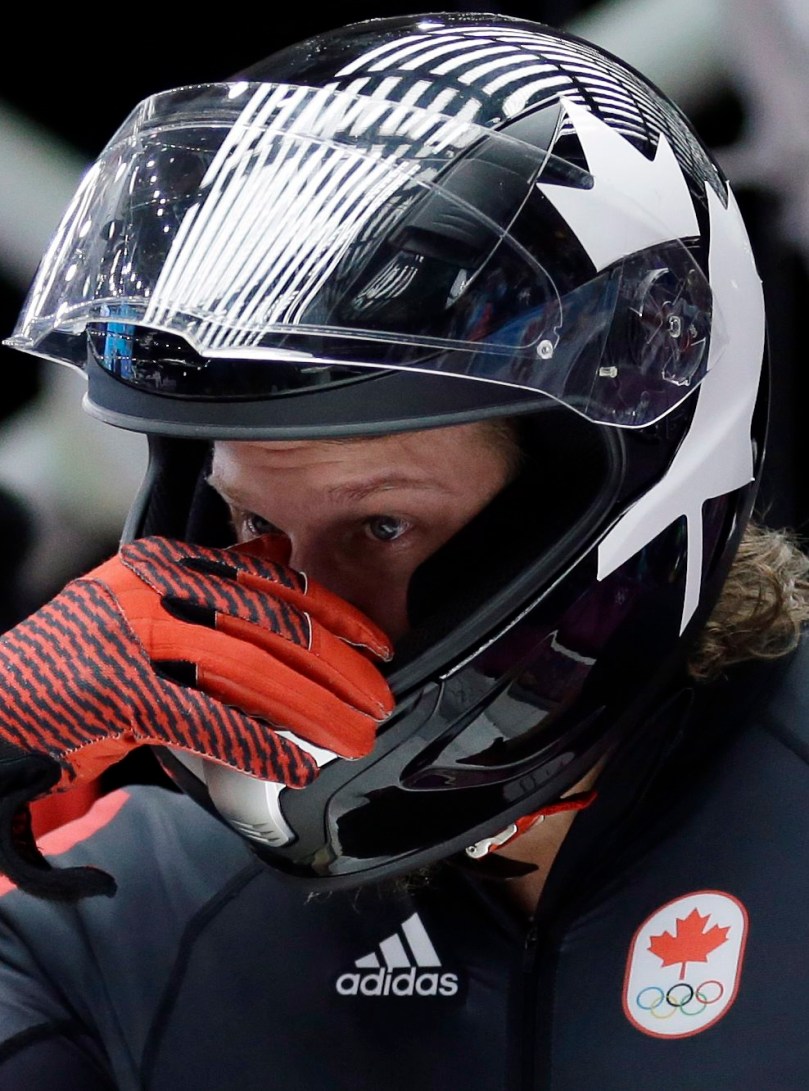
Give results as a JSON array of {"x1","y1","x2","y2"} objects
[{"x1": 209, "y1": 422, "x2": 514, "y2": 503}]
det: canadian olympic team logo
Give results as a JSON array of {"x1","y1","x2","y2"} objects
[{"x1": 623, "y1": 890, "x2": 748, "y2": 1038}]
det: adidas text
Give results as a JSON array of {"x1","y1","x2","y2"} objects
[{"x1": 336, "y1": 968, "x2": 459, "y2": 997}]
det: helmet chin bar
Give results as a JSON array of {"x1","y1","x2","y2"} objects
[{"x1": 154, "y1": 603, "x2": 692, "y2": 892}]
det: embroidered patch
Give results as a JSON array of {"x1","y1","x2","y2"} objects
[{"x1": 623, "y1": 890, "x2": 748, "y2": 1038}]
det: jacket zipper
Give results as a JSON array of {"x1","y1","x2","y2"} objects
[{"x1": 517, "y1": 920, "x2": 541, "y2": 1090}]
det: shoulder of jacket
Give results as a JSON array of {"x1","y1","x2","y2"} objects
[{"x1": 0, "y1": 784, "x2": 257, "y2": 914}]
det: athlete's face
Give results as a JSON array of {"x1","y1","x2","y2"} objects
[{"x1": 209, "y1": 422, "x2": 516, "y2": 641}]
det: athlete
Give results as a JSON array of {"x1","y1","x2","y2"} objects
[{"x1": 0, "y1": 12, "x2": 806, "y2": 1089}]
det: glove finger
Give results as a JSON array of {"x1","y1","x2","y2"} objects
[
  {"x1": 215, "y1": 613, "x2": 394, "y2": 715},
  {"x1": 228, "y1": 536, "x2": 392, "y2": 656},
  {"x1": 168, "y1": 575, "x2": 392, "y2": 662},
  {"x1": 112, "y1": 569, "x2": 390, "y2": 708},
  {"x1": 115, "y1": 537, "x2": 308, "y2": 615},
  {"x1": 145, "y1": 620, "x2": 390, "y2": 757},
  {"x1": 117, "y1": 537, "x2": 393, "y2": 661},
  {"x1": 83, "y1": 570, "x2": 390, "y2": 757},
  {"x1": 229, "y1": 532, "x2": 291, "y2": 565},
  {"x1": 130, "y1": 681, "x2": 319, "y2": 787},
  {"x1": 99, "y1": 546, "x2": 316, "y2": 660},
  {"x1": 235, "y1": 567, "x2": 392, "y2": 659}
]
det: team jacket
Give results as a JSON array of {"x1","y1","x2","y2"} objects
[{"x1": 0, "y1": 641, "x2": 807, "y2": 1090}]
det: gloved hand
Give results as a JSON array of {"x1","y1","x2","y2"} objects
[{"x1": 0, "y1": 535, "x2": 394, "y2": 901}]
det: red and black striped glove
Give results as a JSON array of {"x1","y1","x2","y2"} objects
[{"x1": 0, "y1": 535, "x2": 394, "y2": 901}]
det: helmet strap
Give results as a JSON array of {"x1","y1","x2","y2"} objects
[{"x1": 464, "y1": 789, "x2": 598, "y2": 862}]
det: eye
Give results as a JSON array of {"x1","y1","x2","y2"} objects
[
  {"x1": 364, "y1": 515, "x2": 409, "y2": 542},
  {"x1": 242, "y1": 512, "x2": 281, "y2": 537}
]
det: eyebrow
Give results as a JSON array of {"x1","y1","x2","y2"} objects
[
  {"x1": 206, "y1": 471, "x2": 444, "y2": 509},
  {"x1": 323, "y1": 475, "x2": 444, "y2": 503},
  {"x1": 205, "y1": 473, "x2": 250, "y2": 510}
]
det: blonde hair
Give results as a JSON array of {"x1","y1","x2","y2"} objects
[{"x1": 688, "y1": 522, "x2": 809, "y2": 681}]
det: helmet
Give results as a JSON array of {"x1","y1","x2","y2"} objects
[{"x1": 6, "y1": 13, "x2": 767, "y2": 888}]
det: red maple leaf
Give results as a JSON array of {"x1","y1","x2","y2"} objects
[{"x1": 648, "y1": 908, "x2": 730, "y2": 980}]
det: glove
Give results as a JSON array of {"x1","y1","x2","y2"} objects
[{"x1": 0, "y1": 535, "x2": 394, "y2": 901}]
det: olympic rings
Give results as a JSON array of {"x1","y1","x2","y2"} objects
[
  {"x1": 636, "y1": 987, "x2": 677, "y2": 1019},
  {"x1": 696, "y1": 980, "x2": 724, "y2": 1004},
  {"x1": 635, "y1": 980, "x2": 724, "y2": 1019},
  {"x1": 667, "y1": 983, "x2": 693, "y2": 1007}
]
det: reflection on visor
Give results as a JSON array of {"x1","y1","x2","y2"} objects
[
  {"x1": 87, "y1": 325, "x2": 371, "y2": 399},
  {"x1": 87, "y1": 234, "x2": 712, "y2": 427}
]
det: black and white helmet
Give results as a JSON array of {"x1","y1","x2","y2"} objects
[{"x1": 6, "y1": 13, "x2": 767, "y2": 887}]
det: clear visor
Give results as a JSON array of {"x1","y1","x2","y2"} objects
[{"x1": 7, "y1": 81, "x2": 720, "y2": 427}]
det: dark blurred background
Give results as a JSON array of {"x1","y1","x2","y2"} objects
[{"x1": 0, "y1": 0, "x2": 807, "y2": 622}]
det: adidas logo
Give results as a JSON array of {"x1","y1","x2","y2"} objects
[{"x1": 335, "y1": 912, "x2": 460, "y2": 998}]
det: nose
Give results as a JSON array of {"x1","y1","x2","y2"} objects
[
  {"x1": 287, "y1": 533, "x2": 337, "y2": 592},
  {"x1": 288, "y1": 532, "x2": 370, "y2": 612},
  {"x1": 287, "y1": 533, "x2": 409, "y2": 642}
]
